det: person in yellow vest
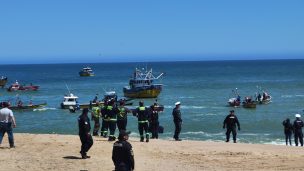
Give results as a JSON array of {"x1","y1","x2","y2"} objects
[
  {"x1": 117, "y1": 100, "x2": 131, "y2": 132},
  {"x1": 105, "y1": 99, "x2": 119, "y2": 141},
  {"x1": 91, "y1": 101, "x2": 102, "y2": 136},
  {"x1": 101, "y1": 100, "x2": 110, "y2": 138},
  {"x1": 134, "y1": 101, "x2": 150, "y2": 142}
]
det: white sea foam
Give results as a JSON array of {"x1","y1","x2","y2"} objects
[{"x1": 33, "y1": 107, "x2": 57, "y2": 112}]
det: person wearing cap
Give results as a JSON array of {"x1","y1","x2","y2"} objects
[
  {"x1": 91, "y1": 101, "x2": 102, "y2": 136},
  {"x1": 282, "y1": 118, "x2": 293, "y2": 146},
  {"x1": 0, "y1": 102, "x2": 16, "y2": 148},
  {"x1": 293, "y1": 114, "x2": 303, "y2": 146},
  {"x1": 78, "y1": 108, "x2": 93, "y2": 159},
  {"x1": 172, "y1": 101, "x2": 182, "y2": 141},
  {"x1": 134, "y1": 101, "x2": 150, "y2": 142},
  {"x1": 223, "y1": 110, "x2": 240, "y2": 143},
  {"x1": 105, "y1": 99, "x2": 119, "y2": 141},
  {"x1": 150, "y1": 102, "x2": 160, "y2": 139},
  {"x1": 117, "y1": 100, "x2": 131, "y2": 133},
  {"x1": 112, "y1": 130, "x2": 135, "y2": 171}
]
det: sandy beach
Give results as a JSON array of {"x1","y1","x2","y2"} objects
[{"x1": 1, "y1": 133, "x2": 304, "y2": 171}]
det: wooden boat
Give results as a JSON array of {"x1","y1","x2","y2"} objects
[
  {"x1": 0, "y1": 76, "x2": 8, "y2": 88},
  {"x1": 0, "y1": 101, "x2": 46, "y2": 111},
  {"x1": 255, "y1": 86, "x2": 272, "y2": 104},
  {"x1": 7, "y1": 80, "x2": 39, "y2": 91},
  {"x1": 123, "y1": 68, "x2": 164, "y2": 98},
  {"x1": 227, "y1": 88, "x2": 241, "y2": 107},
  {"x1": 242, "y1": 96, "x2": 256, "y2": 108},
  {"x1": 79, "y1": 67, "x2": 94, "y2": 77}
]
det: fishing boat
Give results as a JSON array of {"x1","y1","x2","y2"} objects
[
  {"x1": 123, "y1": 68, "x2": 164, "y2": 98},
  {"x1": 0, "y1": 76, "x2": 8, "y2": 88},
  {"x1": 242, "y1": 96, "x2": 256, "y2": 108},
  {"x1": 79, "y1": 67, "x2": 95, "y2": 77},
  {"x1": 0, "y1": 101, "x2": 46, "y2": 111},
  {"x1": 227, "y1": 88, "x2": 241, "y2": 107},
  {"x1": 7, "y1": 80, "x2": 39, "y2": 92}
]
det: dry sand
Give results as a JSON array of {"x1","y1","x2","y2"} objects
[{"x1": 1, "y1": 133, "x2": 304, "y2": 171}]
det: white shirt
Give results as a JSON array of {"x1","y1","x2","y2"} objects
[{"x1": 0, "y1": 107, "x2": 14, "y2": 123}]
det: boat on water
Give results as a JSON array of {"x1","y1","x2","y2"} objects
[
  {"x1": 242, "y1": 96, "x2": 256, "y2": 108},
  {"x1": 123, "y1": 68, "x2": 164, "y2": 98},
  {"x1": 7, "y1": 80, "x2": 39, "y2": 92},
  {"x1": 79, "y1": 67, "x2": 95, "y2": 77},
  {"x1": 60, "y1": 93, "x2": 100, "y2": 109},
  {"x1": 255, "y1": 88, "x2": 272, "y2": 104},
  {"x1": 0, "y1": 76, "x2": 8, "y2": 88},
  {"x1": 227, "y1": 88, "x2": 241, "y2": 107},
  {"x1": 0, "y1": 101, "x2": 46, "y2": 111}
]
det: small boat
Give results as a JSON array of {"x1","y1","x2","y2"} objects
[
  {"x1": 60, "y1": 93, "x2": 99, "y2": 109},
  {"x1": 0, "y1": 101, "x2": 46, "y2": 111},
  {"x1": 227, "y1": 88, "x2": 241, "y2": 107},
  {"x1": 242, "y1": 96, "x2": 256, "y2": 108},
  {"x1": 255, "y1": 86, "x2": 272, "y2": 104},
  {"x1": 0, "y1": 76, "x2": 8, "y2": 88},
  {"x1": 7, "y1": 81, "x2": 39, "y2": 92},
  {"x1": 123, "y1": 68, "x2": 164, "y2": 98},
  {"x1": 79, "y1": 67, "x2": 95, "y2": 77}
]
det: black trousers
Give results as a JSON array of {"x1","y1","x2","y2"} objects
[
  {"x1": 138, "y1": 122, "x2": 149, "y2": 139},
  {"x1": 79, "y1": 134, "x2": 93, "y2": 155},
  {"x1": 174, "y1": 122, "x2": 182, "y2": 140},
  {"x1": 109, "y1": 121, "x2": 117, "y2": 138},
  {"x1": 294, "y1": 130, "x2": 303, "y2": 146},
  {"x1": 226, "y1": 127, "x2": 237, "y2": 142},
  {"x1": 285, "y1": 132, "x2": 292, "y2": 146},
  {"x1": 101, "y1": 120, "x2": 109, "y2": 137},
  {"x1": 117, "y1": 119, "x2": 127, "y2": 132},
  {"x1": 150, "y1": 121, "x2": 159, "y2": 138}
]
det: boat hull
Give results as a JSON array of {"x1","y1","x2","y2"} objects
[
  {"x1": 242, "y1": 102, "x2": 257, "y2": 108},
  {"x1": 0, "y1": 103, "x2": 47, "y2": 111},
  {"x1": 123, "y1": 85, "x2": 162, "y2": 98},
  {"x1": 79, "y1": 71, "x2": 94, "y2": 77},
  {"x1": 0, "y1": 77, "x2": 8, "y2": 88}
]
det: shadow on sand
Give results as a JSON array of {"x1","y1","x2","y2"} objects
[{"x1": 63, "y1": 156, "x2": 82, "y2": 160}]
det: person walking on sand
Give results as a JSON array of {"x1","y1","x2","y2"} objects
[
  {"x1": 78, "y1": 108, "x2": 93, "y2": 159},
  {"x1": 282, "y1": 118, "x2": 293, "y2": 146},
  {"x1": 172, "y1": 101, "x2": 182, "y2": 141},
  {"x1": 112, "y1": 130, "x2": 135, "y2": 171},
  {"x1": 293, "y1": 114, "x2": 303, "y2": 146},
  {"x1": 223, "y1": 110, "x2": 240, "y2": 143},
  {"x1": 0, "y1": 102, "x2": 16, "y2": 148}
]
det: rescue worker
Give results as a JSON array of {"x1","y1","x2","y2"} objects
[
  {"x1": 172, "y1": 101, "x2": 182, "y2": 141},
  {"x1": 91, "y1": 101, "x2": 102, "y2": 136},
  {"x1": 150, "y1": 102, "x2": 160, "y2": 139},
  {"x1": 106, "y1": 99, "x2": 118, "y2": 141},
  {"x1": 293, "y1": 114, "x2": 303, "y2": 146},
  {"x1": 117, "y1": 100, "x2": 131, "y2": 132},
  {"x1": 282, "y1": 118, "x2": 293, "y2": 146},
  {"x1": 100, "y1": 100, "x2": 109, "y2": 137},
  {"x1": 78, "y1": 108, "x2": 93, "y2": 159},
  {"x1": 112, "y1": 130, "x2": 135, "y2": 171},
  {"x1": 223, "y1": 110, "x2": 240, "y2": 143},
  {"x1": 134, "y1": 101, "x2": 150, "y2": 142}
]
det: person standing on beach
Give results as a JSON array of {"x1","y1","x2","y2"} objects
[
  {"x1": 0, "y1": 102, "x2": 16, "y2": 148},
  {"x1": 150, "y1": 102, "x2": 160, "y2": 139},
  {"x1": 293, "y1": 114, "x2": 303, "y2": 146},
  {"x1": 172, "y1": 101, "x2": 182, "y2": 141},
  {"x1": 106, "y1": 99, "x2": 119, "y2": 141},
  {"x1": 112, "y1": 130, "x2": 135, "y2": 171},
  {"x1": 91, "y1": 101, "x2": 102, "y2": 136},
  {"x1": 282, "y1": 118, "x2": 293, "y2": 146},
  {"x1": 117, "y1": 100, "x2": 131, "y2": 132},
  {"x1": 78, "y1": 108, "x2": 93, "y2": 159},
  {"x1": 134, "y1": 101, "x2": 150, "y2": 142},
  {"x1": 223, "y1": 110, "x2": 240, "y2": 143}
]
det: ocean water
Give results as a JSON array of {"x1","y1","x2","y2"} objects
[{"x1": 0, "y1": 59, "x2": 304, "y2": 145}]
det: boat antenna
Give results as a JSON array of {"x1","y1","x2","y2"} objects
[{"x1": 65, "y1": 83, "x2": 71, "y2": 94}]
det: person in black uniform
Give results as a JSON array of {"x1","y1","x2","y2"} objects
[
  {"x1": 78, "y1": 108, "x2": 93, "y2": 159},
  {"x1": 172, "y1": 101, "x2": 182, "y2": 141},
  {"x1": 134, "y1": 101, "x2": 150, "y2": 142},
  {"x1": 223, "y1": 110, "x2": 240, "y2": 143},
  {"x1": 282, "y1": 118, "x2": 293, "y2": 146},
  {"x1": 106, "y1": 99, "x2": 119, "y2": 141},
  {"x1": 293, "y1": 114, "x2": 303, "y2": 146},
  {"x1": 117, "y1": 100, "x2": 131, "y2": 132},
  {"x1": 150, "y1": 102, "x2": 160, "y2": 139},
  {"x1": 112, "y1": 130, "x2": 135, "y2": 171}
]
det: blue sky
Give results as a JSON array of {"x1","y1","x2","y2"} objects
[{"x1": 0, "y1": 0, "x2": 303, "y2": 64}]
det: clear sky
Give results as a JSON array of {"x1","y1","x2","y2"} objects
[{"x1": 0, "y1": 0, "x2": 303, "y2": 64}]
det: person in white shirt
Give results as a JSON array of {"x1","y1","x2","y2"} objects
[{"x1": 0, "y1": 102, "x2": 16, "y2": 148}]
